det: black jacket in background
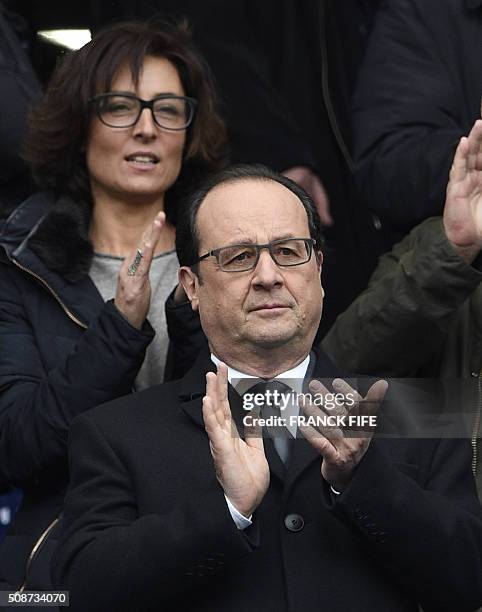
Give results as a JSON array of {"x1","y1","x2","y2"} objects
[
  {"x1": 0, "y1": 5, "x2": 40, "y2": 214},
  {"x1": 353, "y1": 0, "x2": 482, "y2": 234}
]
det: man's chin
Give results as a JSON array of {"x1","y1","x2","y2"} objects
[{"x1": 246, "y1": 326, "x2": 297, "y2": 350}]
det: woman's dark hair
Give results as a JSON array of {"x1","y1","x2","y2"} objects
[
  {"x1": 176, "y1": 163, "x2": 324, "y2": 272},
  {"x1": 24, "y1": 20, "x2": 227, "y2": 225}
]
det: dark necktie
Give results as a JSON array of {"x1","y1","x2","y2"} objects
[{"x1": 245, "y1": 380, "x2": 294, "y2": 465}]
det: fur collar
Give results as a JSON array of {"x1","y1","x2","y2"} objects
[{"x1": 28, "y1": 195, "x2": 93, "y2": 283}]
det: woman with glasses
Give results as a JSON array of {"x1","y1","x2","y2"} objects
[{"x1": 0, "y1": 20, "x2": 225, "y2": 596}]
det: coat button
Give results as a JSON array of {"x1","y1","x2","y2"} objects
[{"x1": 284, "y1": 513, "x2": 304, "y2": 532}]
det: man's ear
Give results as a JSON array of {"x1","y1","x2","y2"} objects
[
  {"x1": 179, "y1": 266, "x2": 199, "y2": 311},
  {"x1": 316, "y1": 251, "x2": 324, "y2": 296},
  {"x1": 315, "y1": 250, "x2": 323, "y2": 271}
]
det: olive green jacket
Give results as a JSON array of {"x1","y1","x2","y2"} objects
[{"x1": 323, "y1": 217, "x2": 482, "y2": 497}]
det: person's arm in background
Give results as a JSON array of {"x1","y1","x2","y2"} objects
[
  {"x1": 323, "y1": 120, "x2": 482, "y2": 376},
  {"x1": 164, "y1": 285, "x2": 207, "y2": 381},
  {"x1": 0, "y1": 273, "x2": 153, "y2": 485},
  {"x1": 353, "y1": 0, "x2": 482, "y2": 232}
]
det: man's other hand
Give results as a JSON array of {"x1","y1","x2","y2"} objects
[{"x1": 300, "y1": 378, "x2": 388, "y2": 492}]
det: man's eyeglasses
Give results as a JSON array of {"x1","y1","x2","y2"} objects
[
  {"x1": 90, "y1": 93, "x2": 197, "y2": 130},
  {"x1": 194, "y1": 238, "x2": 317, "y2": 272}
]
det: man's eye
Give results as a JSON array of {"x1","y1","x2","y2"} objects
[
  {"x1": 223, "y1": 249, "x2": 255, "y2": 266},
  {"x1": 273, "y1": 246, "x2": 298, "y2": 258},
  {"x1": 232, "y1": 250, "x2": 253, "y2": 262},
  {"x1": 278, "y1": 247, "x2": 296, "y2": 255}
]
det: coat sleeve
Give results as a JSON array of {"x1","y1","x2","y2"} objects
[
  {"x1": 52, "y1": 414, "x2": 257, "y2": 612},
  {"x1": 322, "y1": 218, "x2": 482, "y2": 376},
  {"x1": 353, "y1": 0, "x2": 475, "y2": 231},
  {"x1": 164, "y1": 289, "x2": 207, "y2": 381},
  {"x1": 324, "y1": 437, "x2": 482, "y2": 611},
  {"x1": 0, "y1": 266, "x2": 154, "y2": 483}
]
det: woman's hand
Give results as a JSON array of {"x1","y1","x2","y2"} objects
[{"x1": 114, "y1": 211, "x2": 165, "y2": 329}]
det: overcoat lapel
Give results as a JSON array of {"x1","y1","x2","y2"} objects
[
  {"x1": 179, "y1": 351, "x2": 214, "y2": 429},
  {"x1": 180, "y1": 351, "x2": 262, "y2": 436}
]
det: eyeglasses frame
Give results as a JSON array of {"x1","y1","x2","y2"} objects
[
  {"x1": 194, "y1": 237, "x2": 317, "y2": 272},
  {"x1": 89, "y1": 92, "x2": 197, "y2": 130}
]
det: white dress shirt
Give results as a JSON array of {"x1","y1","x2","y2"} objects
[{"x1": 211, "y1": 354, "x2": 310, "y2": 529}]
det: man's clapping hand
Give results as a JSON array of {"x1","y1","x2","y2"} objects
[
  {"x1": 299, "y1": 378, "x2": 388, "y2": 492},
  {"x1": 202, "y1": 363, "x2": 269, "y2": 518}
]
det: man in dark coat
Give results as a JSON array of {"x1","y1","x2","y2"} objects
[{"x1": 53, "y1": 164, "x2": 482, "y2": 611}]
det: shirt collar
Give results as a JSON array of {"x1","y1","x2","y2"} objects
[{"x1": 210, "y1": 353, "x2": 310, "y2": 395}]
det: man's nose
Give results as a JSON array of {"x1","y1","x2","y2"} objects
[
  {"x1": 251, "y1": 249, "x2": 284, "y2": 288},
  {"x1": 133, "y1": 108, "x2": 157, "y2": 139}
]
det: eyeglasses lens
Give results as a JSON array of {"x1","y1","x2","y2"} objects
[{"x1": 152, "y1": 98, "x2": 191, "y2": 129}]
